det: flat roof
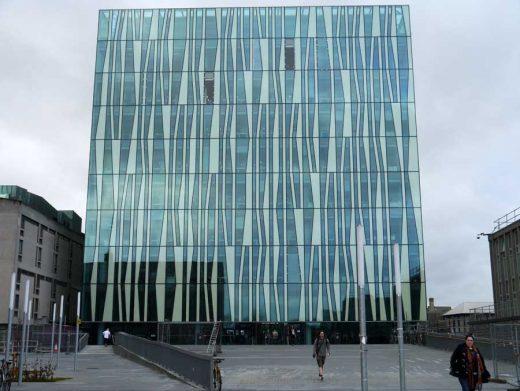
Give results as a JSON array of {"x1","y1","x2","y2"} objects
[{"x1": 0, "y1": 185, "x2": 82, "y2": 234}]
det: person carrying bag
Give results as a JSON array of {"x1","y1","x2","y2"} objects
[{"x1": 312, "y1": 331, "x2": 331, "y2": 381}]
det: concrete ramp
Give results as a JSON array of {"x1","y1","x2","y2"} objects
[{"x1": 16, "y1": 344, "x2": 195, "y2": 390}]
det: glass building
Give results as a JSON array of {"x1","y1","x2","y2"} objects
[{"x1": 84, "y1": 6, "x2": 425, "y2": 340}]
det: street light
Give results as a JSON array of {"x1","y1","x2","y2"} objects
[
  {"x1": 356, "y1": 224, "x2": 368, "y2": 391},
  {"x1": 475, "y1": 230, "x2": 497, "y2": 378}
]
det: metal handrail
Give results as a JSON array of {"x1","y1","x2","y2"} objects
[
  {"x1": 470, "y1": 304, "x2": 495, "y2": 314},
  {"x1": 114, "y1": 332, "x2": 213, "y2": 390},
  {"x1": 78, "y1": 333, "x2": 89, "y2": 352},
  {"x1": 494, "y1": 206, "x2": 520, "y2": 232}
]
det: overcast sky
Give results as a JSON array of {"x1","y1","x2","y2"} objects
[{"x1": 1, "y1": 0, "x2": 519, "y2": 308}]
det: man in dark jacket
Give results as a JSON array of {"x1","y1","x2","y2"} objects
[
  {"x1": 450, "y1": 334, "x2": 490, "y2": 391},
  {"x1": 313, "y1": 331, "x2": 331, "y2": 381}
]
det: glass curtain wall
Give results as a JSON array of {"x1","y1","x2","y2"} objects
[{"x1": 83, "y1": 6, "x2": 426, "y2": 325}]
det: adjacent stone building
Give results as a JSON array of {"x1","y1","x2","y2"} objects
[
  {"x1": 442, "y1": 302, "x2": 494, "y2": 335},
  {"x1": 0, "y1": 186, "x2": 84, "y2": 325},
  {"x1": 426, "y1": 297, "x2": 451, "y2": 332},
  {"x1": 488, "y1": 207, "x2": 520, "y2": 319}
]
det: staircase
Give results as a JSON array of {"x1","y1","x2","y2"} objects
[{"x1": 206, "y1": 321, "x2": 221, "y2": 355}]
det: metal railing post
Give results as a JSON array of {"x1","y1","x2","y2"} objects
[
  {"x1": 514, "y1": 325, "x2": 520, "y2": 386},
  {"x1": 491, "y1": 324, "x2": 497, "y2": 379}
]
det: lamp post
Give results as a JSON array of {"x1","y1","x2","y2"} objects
[
  {"x1": 18, "y1": 280, "x2": 30, "y2": 385},
  {"x1": 4, "y1": 272, "x2": 16, "y2": 363},
  {"x1": 25, "y1": 300, "x2": 32, "y2": 361},
  {"x1": 50, "y1": 303, "x2": 56, "y2": 364},
  {"x1": 394, "y1": 243, "x2": 406, "y2": 391},
  {"x1": 477, "y1": 231, "x2": 497, "y2": 378},
  {"x1": 56, "y1": 295, "x2": 64, "y2": 369},
  {"x1": 74, "y1": 292, "x2": 81, "y2": 371},
  {"x1": 356, "y1": 224, "x2": 368, "y2": 391}
]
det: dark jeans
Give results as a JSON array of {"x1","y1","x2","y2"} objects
[
  {"x1": 458, "y1": 377, "x2": 470, "y2": 391},
  {"x1": 459, "y1": 376, "x2": 483, "y2": 391},
  {"x1": 458, "y1": 377, "x2": 482, "y2": 391}
]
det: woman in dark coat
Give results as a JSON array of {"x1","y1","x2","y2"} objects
[{"x1": 450, "y1": 334, "x2": 490, "y2": 391}]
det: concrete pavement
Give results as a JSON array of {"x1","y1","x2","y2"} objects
[
  {"x1": 13, "y1": 345, "x2": 194, "y2": 390},
  {"x1": 187, "y1": 344, "x2": 519, "y2": 390},
  {"x1": 10, "y1": 343, "x2": 520, "y2": 390}
]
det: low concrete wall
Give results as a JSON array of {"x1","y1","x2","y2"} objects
[
  {"x1": 113, "y1": 332, "x2": 212, "y2": 390},
  {"x1": 424, "y1": 333, "x2": 517, "y2": 364}
]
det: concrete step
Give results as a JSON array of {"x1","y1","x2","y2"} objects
[{"x1": 80, "y1": 345, "x2": 114, "y2": 354}]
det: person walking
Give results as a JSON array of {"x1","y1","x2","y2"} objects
[
  {"x1": 289, "y1": 326, "x2": 296, "y2": 345},
  {"x1": 450, "y1": 333, "x2": 490, "y2": 391},
  {"x1": 103, "y1": 328, "x2": 111, "y2": 347},
  {"x1": 313, "y1": 331, "x2": 331, "y2": 381},
  {"x1": 272, "y1": 329, "x2": 279, "y2": 344}
]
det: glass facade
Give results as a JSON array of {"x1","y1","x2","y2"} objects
[{"x1": 84, "y1": 6, "x2": 426, "y2": 325}]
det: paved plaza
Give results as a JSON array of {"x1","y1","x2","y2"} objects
[
  {"x1": 196, "y1": 344, "x2": 519, "y2": 390},
  {"x1": 12, "y1": 344, "x2": 520, "y2": 390}
]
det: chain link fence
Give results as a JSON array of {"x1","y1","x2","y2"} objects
[
  {"x1": 425, "y1": 321, "x2": 520, "y2": 387},
  {"x1": 468, "y1": 322, "x2": 520, "y2": 385},
  {"x1": 1, "y1": 323, "x2": 89, "y2": 354},
  {"x1": 157, "y1": 322, "x2": 217, "y2": 345}
]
